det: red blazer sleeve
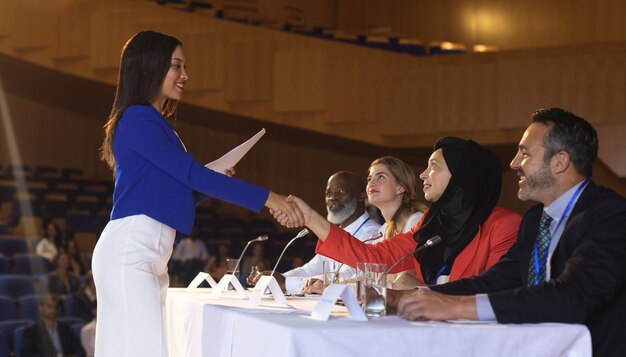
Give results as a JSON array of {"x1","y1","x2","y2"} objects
[
  {"x1": 413, "y1": 207, "x2": 521, "y2": 283},
  {"x1": 316, "y1": 224, "x2": 418, "y2": 273}
]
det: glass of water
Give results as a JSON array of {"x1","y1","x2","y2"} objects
[
  {"x1": 363, "y1": 263, "x2": 387, "y2": 317},
  {"x1": 322, "y1": 261, "x2": 339, "y2": 289}
]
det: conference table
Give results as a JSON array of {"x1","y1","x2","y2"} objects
[{"x1": 165, "y1": 287, "x2": 592, "y2": 357}]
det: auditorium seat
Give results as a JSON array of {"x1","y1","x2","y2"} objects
[
  {"x1": 17, "y1": 295, "x2": 42, "y2": 321},
  {"x1": 12, "y1": 324, "x2": 29, "y2": 357},
  {"x1": 0, "y1": 238, "x2": 29, "y2": 257},
  {"x1": 0, "y1": 257, "x2": 10, "y2": 275},
  {"x1": 0, "y1": 320, "x2": 32, "y2": 354},
  {"x1": 42, "y1": 193, "x2": 70, "y2": 218},
  {"x1": 0, "y1": 297, "x2": 17, "y2": 322},
  {"x1": 397, "y1": 38, "x2": 427, "y2": 56},
  {"x1": 0, "y1": 332, "x2": 8, "y2": 357},
  {"x1": 0, "y1": 276, "x2": 35, "y2": 300},
  {"x1": 66, "y1": 210, "x2": 95, "y2": 233},
  {"x1": 13, "y1": 255, "x2": 50, "y2": 276}
]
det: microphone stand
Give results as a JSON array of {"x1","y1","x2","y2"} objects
[
  {"x1": 269, "y1": 228, "x2": 309, "y2": 277},
  {"x1": 371, "y1": 235, "x2": 442, "y2": 291},
  {"x1": 232, "y1": 235, "x2": 269, "y2": 278}
]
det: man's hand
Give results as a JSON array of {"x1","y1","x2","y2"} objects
[
  {"x1": 396, "y1": 289, "x2": 478, "y2": 321},
  {"x1": 245, "y1": 265, "x2": 286, "y2": 291},
  {"x1": 299, "y1": 278, "x2": 324, "y2": 295},
  {"x1": 265, "y1": 192, "x2": 304, "y2": 228}
]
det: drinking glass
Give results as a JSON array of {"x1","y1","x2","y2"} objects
[
  {"x1": 363, "y1": 263, "x2": 387, "y2": 317},
  {"x1": 322, "y1": 261, "x2": 339, "y2": 289}
]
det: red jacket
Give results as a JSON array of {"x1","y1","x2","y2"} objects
[{"x1": 316, "y1": 207, "x2": 521, "y2": 283}]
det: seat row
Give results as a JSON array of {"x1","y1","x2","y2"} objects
[{"x1": 0, "y1": 319, "x2": 86, "y2": 357}]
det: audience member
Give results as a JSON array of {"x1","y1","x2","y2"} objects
[
  {"x1": 388, "y1": 108, "x2": 626, "y2": 357},
  {"x1": 240, "y1": 242, "x2": 270, "y2": 286},
  {"x1": 71, "y1": 270, "x2": 96, "y2": 321},
  {"x1": 66, "y1": 240, "x2": 87, "y2": 276},
  {"x1": 80, "y1": 302, "x2": 97, "y2": 357},
  {"x1": 249, "y1": 172, "x2": 381, "y2": 294},
  {"x1": 47, "y1": 252, "x2": 80, "y2": 295},
  {"x1": 21, "y1": 295, "x2": 78, "y2": 357},
  {"x1": 170, "y1": 229, "x2": 210, "y2": 285},
  {"x1": 35, "y1": 222, "x2": 58, "y2": 264},
  {"x1": 205, "y1": 243, "x2": 232, "y2": 281}
]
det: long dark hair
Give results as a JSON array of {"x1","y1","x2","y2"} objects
[{"x1": 100, "y1": 30, "x2": 183, "y2": 169}]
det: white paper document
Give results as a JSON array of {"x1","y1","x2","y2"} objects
[
  {"x1": 310, "y1": 284, "x2": 367, "y2": 322},
  {"x1": 205, "y1": 128, "x2": 265, "y2": 174}
]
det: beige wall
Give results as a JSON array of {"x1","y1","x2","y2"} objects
[{"x1": 337, "y1": 0, "x2": 626, "y2": 50}]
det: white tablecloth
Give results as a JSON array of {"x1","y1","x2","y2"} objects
[{"x1": 165, "y1": 288, "x2": 592, "y2": 357}]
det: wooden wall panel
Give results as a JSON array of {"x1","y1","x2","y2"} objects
[
  {"x1": 337, "y1": 0, "x2": 626, "y2": 50},
  {"x1": 10, "y1": 1, "x2": 54, "y2": 51},
  {"x1": 50, "y1": 0, "x2": 94, "y2": 59},
  {"x1": 90, "y1": 8, "x2": 139, "y2": 69},
  {"x1": 180, "y1": 32, "x2": 224, "y2": 91},
  {"x1": 327, "y1": 49, "x2": 378, "y2": 123},
  {"x1": 225, "y1": 39, "x2": 274, "y2": 102},
  {"x1": 274, "y1": 48, "x2": 327, "y2": 112},
  {"x1": 597, "y1": 123, "x2": 626, "y2": 177}
]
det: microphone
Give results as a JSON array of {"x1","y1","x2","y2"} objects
[
  {"x1": 383, "y1": 235, "x2": 442, "y2": 276},
  {"x1": 269, "y1": 228, "x2": 309, "y2": 277},
  {"x1": 232, "y1": 235, "x2": 269, "y2": 278}
]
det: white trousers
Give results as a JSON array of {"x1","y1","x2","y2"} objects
[{"x1": 92, "y1": 214, "x2": 175, "y2": 357}]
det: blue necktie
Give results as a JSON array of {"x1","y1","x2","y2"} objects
[{"x1": 527, "y1": 213, "x2": 553, "y2": 286}]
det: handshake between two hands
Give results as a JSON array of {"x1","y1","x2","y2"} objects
[{"x1": 265, "y1": 193, "x2": 312, "y2": 229}]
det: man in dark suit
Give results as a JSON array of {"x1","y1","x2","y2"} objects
[
  {"x1": 22, "y1": 294, "x2": 77, "y2": 357},
  {"x1": 388, "y1": 108, "x2": 626, "y2": 357}
]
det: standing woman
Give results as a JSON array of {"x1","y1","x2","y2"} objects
[{"x1": 92, "y1": 31, "x2": 301, "y2": 357}]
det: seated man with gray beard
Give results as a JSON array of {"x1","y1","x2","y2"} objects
[{"x1": 247, "y1": 171, "x2": 381, "y2": 294}]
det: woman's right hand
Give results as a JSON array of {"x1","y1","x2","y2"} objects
[{"x1": 264, "y1": 192, "x2": 304, "y2": 228}]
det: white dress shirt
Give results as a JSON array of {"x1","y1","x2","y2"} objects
[{"x1": 283, "y1": 212, "x2": 381, "y2": 294}]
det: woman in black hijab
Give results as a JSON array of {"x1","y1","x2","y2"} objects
[
  {"x1": 282, "y1": 137, "x2": 522, "y2": 286},
  {"x1": 414, "y1": 137, "x2": 504, "y2": 284}
]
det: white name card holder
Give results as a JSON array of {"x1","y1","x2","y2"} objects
[
  {"x1": 310, "y1": 283, "x2": 367, "y2": 322},
  {"x1": 186, "y1": 272, "x2": 218, "y2": 292},
  {"x1": 249, "y1": 275, "x2": 289, "y2": 307},
  {"x1": 209, "y1": 274, "x2": 249, "y2": 299}
]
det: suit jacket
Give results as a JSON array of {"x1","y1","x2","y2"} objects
[
  {"x1": 432, "y1": 182, "x2": 626, "y2": 357},
  {"x1": 316, "y1": 207, "x2": 521, "y2": 281},
  {"x1": 47, "y1": 271, "x2": 79, "y2": 296},
  {"x1": 111, "y1": 105, "x2": 269, "y2": 234},
  {"x1": 22, "y1": 321, "x2": 77, "y2": 357}
]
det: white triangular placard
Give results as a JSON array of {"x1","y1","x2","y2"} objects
[
  {"x1": 186, "y1": 272, "x2": 218, "y2": 292},
  {"x1": 209, "y1": 274, "x2": 248, "y2": 299},
  {"x1": 249, "y1": 275, "x2": 288, "y2": 306},
  {"x1": 310, "y1": 283, "x2": 367, "y2": 322}
]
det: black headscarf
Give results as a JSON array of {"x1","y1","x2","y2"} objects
[{"x1": 413, "y1": 137, "x2": 502, "y2": 284}]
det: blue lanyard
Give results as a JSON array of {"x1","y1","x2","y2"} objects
[
  {"x1": 432, "y1": 264, "x2": 447, "y2": 285},
  {"x1": 350, "y1": 217, "x2": 370, "y2": 236},
  {"x1": 532, "y1": 179, "x2": 589, "y2": 285}
]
